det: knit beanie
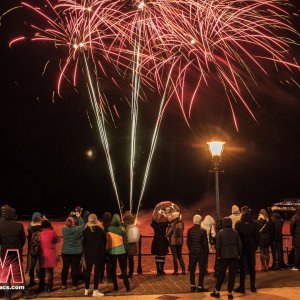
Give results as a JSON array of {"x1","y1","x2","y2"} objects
[{"x1": 32, "y1": 212, "x2": 42, "y2": 222}]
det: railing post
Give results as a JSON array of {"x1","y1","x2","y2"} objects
[{"x1": 137, "y1": 234, "x2": 143, "y2": 274}]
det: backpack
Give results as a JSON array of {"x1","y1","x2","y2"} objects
[{"x1": 30, "y1": 231, "x2": 41, "y2": 256}]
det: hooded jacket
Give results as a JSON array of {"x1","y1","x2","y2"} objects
[
  {"x1": 216, "y1": 217, "x2": 242, "y2": 259},
  {"x1": 62, "y1": 216, "x2": 84, "y2": 255},
  {"x1": 106, "y1": 214, "x2": 128, "y2": 255},
  {"x1": 0, "y1": 206, "x2": 25, "y2": 258},
  {"x1": 201, "y1": 215, "x2": 216, "y2": 252},
  {"x1": 83, "y1": 224, "x2": 106, "y2": 263},
  {"x1": 235, "y1": 213, "x2": 260, "y2": 253},
  {"x1": 270, "y1": 212, "x2": 284, "y2": 242},
  {"x1": 228, "y1": 205, "x2": 241, "y2": 229}
]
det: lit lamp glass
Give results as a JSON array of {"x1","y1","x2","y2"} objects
[{"x1": 207, "y1": 141, "x2": 225, "y2": 158}]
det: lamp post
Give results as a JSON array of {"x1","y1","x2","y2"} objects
[{"x1": 207, "y1": 141, "x2": 225, "y2": 232}]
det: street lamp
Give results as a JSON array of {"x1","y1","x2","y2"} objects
[{"x1": 207, "y1": 141, "x2": 225, "y2": 232}]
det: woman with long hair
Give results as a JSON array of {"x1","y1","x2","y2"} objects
[
  {"x1": 258, "y1": 209, "x2": 274, "y2": 272},
  {"x1": 83, "y1": 213, "x2": 106, "y2": 297}
]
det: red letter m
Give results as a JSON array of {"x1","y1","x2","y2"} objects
[{"x1": 0, "y1": 249, "x2": 24, "y2": 284}]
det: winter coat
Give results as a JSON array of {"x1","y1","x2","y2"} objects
[
  {"x1": 62, "y1": 216, "x2": 84, "y2": 255},
  {"x1": 106, "y1": 214, "x2": 128, "y2": 255},
  {"x1": 270, "y1": 212, "x2": 284, "y2": 242},
  {"x1": 235, "y1": 213, "x2": 260, "y2": 253},
  {"x1": 28, "y1": 223, "x2": 42, "y2": 246},
  {"x1": 40, "y1": 228, "x2": 59, "y2": 268},
  {"x1": 167, "y1": 220, "x2": 184, "y2": 246},
  {"x1": 151, "y1": 221, "x2": 169, "y2": 256},
  {"x1": 201, "y1": 215, "x2": 216, "y2": 252},
  {"x1": 258, "y1": 217, "x2": 274, "y2": 248},
  {"x1": 216, "y1": 218, "x2": 242, "y2": 259},
  {"x1": 0, "y1": 219, "x2": 26, "y2": 258},
  {"x1": 83, "y1": 225, "x2": 106, "y2": 264},
  {"x1": 229, "y1": 213, "x2": 241, "y2": 229},
  {"x1": 187, "y1": 225, "x2": 209, "y2": 256},
  {"x1": 290, "y1": 213, "x2": 300, "y2": 247},
  {"x1": 126, "y1": 224, "x2": 140, "y2": 256}
]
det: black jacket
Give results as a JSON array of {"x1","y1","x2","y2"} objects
[
  {"x1": 0, "y1": 219, "x2": 26, "y2": 258},
  {"x1": 151, "y1": 221, "x2": 169, "y2": 256},
  {"x1": 270, "y1": 212, "x2": 284, "y2": 242},
  {"x1": 290, "y1": 213, "x2": 300, "y2": 247},
  {"x1": 235, "y1": 213, "x2": 259, "y2": 253},
  {"x1": 187, "y1": 225, "x2": 209, "y2": 256},
  {"x1": 258, "y1": 218, "x2": 274, "y2": 248},
  {"x1": 216, "y1": 218, "x2": 242, "y2": 259},
  {"x1": 82, "y1": 225, "x2": 106, "y2": 264}
]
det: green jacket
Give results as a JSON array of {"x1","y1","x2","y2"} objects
[
  {"x1": 62, "y1": 216, "x2": 84, "y2": 255},
  {"x1": 106, "y1": 214, "x2": 128, "y2": 255}
]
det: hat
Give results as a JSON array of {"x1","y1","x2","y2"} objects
[
  {"x1": 88, "y1": 214, "x2": 98, "y2": 224},
  {"x1": 32, "y1": 212, "x2": 42, "y2": 222},
  {"x1": 193, "y1": 214, "x2": 202, "y2": 225},
  {"x1": 232, "y1": 205, "x2": 240, "y2": 214},
  {"x1": 103, "y1": 212, "x2": 112, "y2": 221},
  {"x1": 1, "y1": 205, "x2": 16, "y2": 219},
  {"x1": 241, "y1": 206, "x2": 251, "y2": 214}
]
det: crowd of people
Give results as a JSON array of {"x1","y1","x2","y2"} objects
[{"x1": 0, "y1": 203, "x2": 299, "y2": 299}]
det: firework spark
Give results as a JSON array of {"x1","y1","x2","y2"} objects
[{"x1": 5, "y1": 0, "x2": 300, "y2": 217}]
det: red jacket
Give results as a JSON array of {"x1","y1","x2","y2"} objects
[{"x1": 40, "y1": 228, "x2": 59, "y2": 268}]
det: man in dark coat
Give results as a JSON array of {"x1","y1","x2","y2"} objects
[
  {"x1": 187, "y1": 214, "x2": 209, "y2": 292},
  {"x1": 211, "y1": 217, "x2": 242, "y2": 299},
  {"x1": 0, "y1": 205, "x2": 26, "y2": 258},
  {"x1": 0, "y1": 205, "x2": 26, "y2": 299},
  {"x1": 270, "y1": 211, "x2": 286, "y2": 269},
  {"x1": 234, "y1": 206, "x2": 259, "y2": 294},
  {"x1": 290, "y1": 208, "x2": 300, "y2": 270}
]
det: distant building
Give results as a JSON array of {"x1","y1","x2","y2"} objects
[{"x1": 270, "y1": 198, "x2": 300, "y2": 219}]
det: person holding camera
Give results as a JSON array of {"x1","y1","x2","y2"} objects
[{"x1": 61, "y1": 210, "x2": 84, "y2": 290}]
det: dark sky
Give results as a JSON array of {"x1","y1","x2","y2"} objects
[{"x1": 0, "y1": 0, "x2": 300, "y2": 218}]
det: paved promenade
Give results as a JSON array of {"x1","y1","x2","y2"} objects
[{"x1": 14, "y1": 268, "x2": 300, "y2": 299}]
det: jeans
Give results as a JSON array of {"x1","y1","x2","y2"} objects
[
  {"x1": 170, "y1": 245, "x2": 186, "y2": 273},
  {"x1": 128, "y1": 255, "x2": 134, "y2": 275},
  {"x1": 215, "y1": 258, "x2": 238, "y2": 293},
  {"x1": 85, "y1": 262, "x2": 104, "y2": 290},
  {"x1": 239, "y1": 251, "x2": 256, "y2": 289},
  {"x1": 29, "y1": 254, "x2": 39, "y2": 284},
  {"x1": 109, "y1": 253, "x2": 130, "y2": 290},
  {"x1": 39, "y1": 268, "x2": 53, "y2": 290},
  {"x1": 189, "y1": 253, "x2": 207, "y2": 287},
  {"x1": 295, "y1": 247, "x2": 300, "y2": 268},
  {"x1": 259, "y1": 246, "x2": 270, "y2": 269},
  {"x1": 271, "y1": 240, "x2": 285, "y2": 267},
  {"x1": 61, "y1": 253, "x2": 82, "y2": 286}
]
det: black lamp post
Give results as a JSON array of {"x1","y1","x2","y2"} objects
[{"x1": 207, "y1": 141, "x2": 225, "y2": 232}]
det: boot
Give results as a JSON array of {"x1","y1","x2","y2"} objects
[
  {"x1": 156, "y1": 262, "x2": 161, "y2": 275},
  {"x1": 160, "y1": 262, "x2": 165, "y2": 275}
]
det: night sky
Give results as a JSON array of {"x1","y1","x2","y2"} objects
[{"x1": 1, "y1": 0, "x2": 300, "y2": 218}]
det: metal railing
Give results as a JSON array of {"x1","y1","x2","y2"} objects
[
  {"x1": 136, "y1": 234, "x2": 293, "y2": 274},
  {"x1": 23, "y1": 233, "x2": 293, "y2": 274}
]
